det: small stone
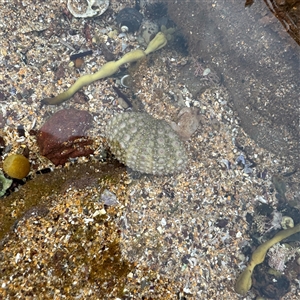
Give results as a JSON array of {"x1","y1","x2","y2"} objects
[
  {"x1": 98, "y1": 208, "x2": 106, "y2": 215},
  {"x1": 157, "y1": 226, "x2": 164, "y2": 234}
]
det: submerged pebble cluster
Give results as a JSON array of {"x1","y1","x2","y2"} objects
[{"x1": 106, "y1": 112, "x2": 187, "y2": 175}]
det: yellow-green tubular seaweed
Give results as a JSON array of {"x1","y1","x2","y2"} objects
[
  {"x1": 42, "y1": 30, "x2": 169, "y2": 105},
  {"x1": 235, "y1": 223, "x2": 300, "y2": 295}
]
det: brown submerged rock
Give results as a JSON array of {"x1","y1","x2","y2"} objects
[
  {"x1": 165, "y1": 0, "x2": 300, "y2": 167},
  {"x1": 37, "y1": 108, "x2": 94, "y2": 165}
]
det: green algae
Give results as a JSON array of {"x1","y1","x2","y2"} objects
[{"x1": 0, "y1": 160, "x2": 125, "y2": 242}]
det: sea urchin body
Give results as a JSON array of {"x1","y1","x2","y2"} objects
[{"x1": 106, "y1": 112, "x2": 187, "y2": 175}]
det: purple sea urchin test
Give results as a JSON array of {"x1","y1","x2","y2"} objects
[{"x1": 106, "y1": 112, "x2": 187, "y2": 175}]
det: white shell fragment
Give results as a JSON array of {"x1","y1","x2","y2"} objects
[{"x1": 67, "y1": 0, "x2": 109, "y2": 18}]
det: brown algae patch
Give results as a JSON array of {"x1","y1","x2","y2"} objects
[
  {"x1": 0, "y1": 160, "x2": 126, "y2": 242},
  {"x1": 0, "y1": 160, "x2": 134, "y2": 298}
]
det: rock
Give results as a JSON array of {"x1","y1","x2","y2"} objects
[
  {"x1": 37, "y1": 109, "x2": 94, "y2": 165},
  {"x1": 165, "y1": 0, "x2": 300, "y2": 166}
]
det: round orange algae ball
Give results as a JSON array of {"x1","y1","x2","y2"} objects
[{"x1": 3, "y1": 154, "x2": 30, "y2": 179}]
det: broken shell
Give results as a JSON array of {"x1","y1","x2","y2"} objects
[
  {"x1": 281, "y1": 216, "x2": 294, "y2": 229},
  {"x1": 67, "y1": 0, "x2": 109, "y2": 18},
  {"x1": 120, "y1": 75, "x2": 132, "y2": 88}
]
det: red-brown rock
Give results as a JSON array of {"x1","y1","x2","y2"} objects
[{"x1": 37, "y1": 109, "x2": 94, "y2": 166}]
